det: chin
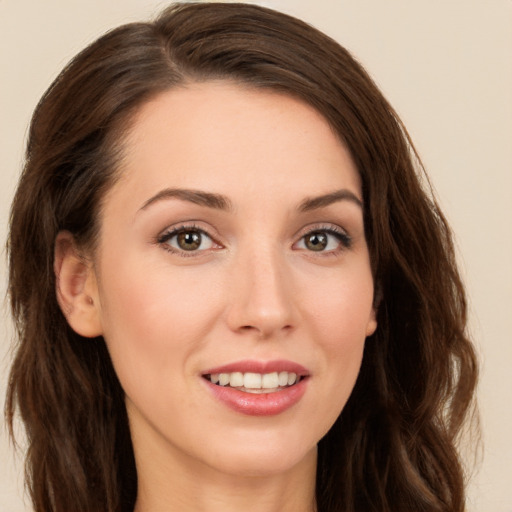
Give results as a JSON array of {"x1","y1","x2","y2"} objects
[{"x1": 196, "y1": 429, "x2": 318, "y2": 478}]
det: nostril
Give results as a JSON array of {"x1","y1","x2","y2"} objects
[{"x1": 237, "y1": 323, "x2": 294, "y2": 338}]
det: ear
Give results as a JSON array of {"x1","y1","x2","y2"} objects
[
  {"x1": 54, "y1": 231, "x2": 103, "y2": 338},
  {"x1": 366, "y1": 307, "x2": 378, "y2": 337},
  {"x1": 366, "y1": 283, "x2": 381, "y2": 337}
]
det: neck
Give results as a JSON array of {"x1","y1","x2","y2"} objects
[{"x1": 133, "y1": 440, "x2": 317, "y2": 512}]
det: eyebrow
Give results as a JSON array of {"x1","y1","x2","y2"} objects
[
  {"x1": 138, "y1": 187, "x2": 362, "y2": 214},
  {"x1": 139, "y1": 188, "x2": 233, "y2": 212},
  {"x1": 298, "y1": 189, "x2": 363, "y2": 212}
]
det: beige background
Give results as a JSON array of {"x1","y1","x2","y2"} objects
[{"x1": 1, "y1": 1, "x2": 511, "y2": 511}]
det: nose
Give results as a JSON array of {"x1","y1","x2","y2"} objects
[{"x1": 225, "y1": 245, "x2": 296, "y2": 339}]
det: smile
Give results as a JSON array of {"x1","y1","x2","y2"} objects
[
  {"x1": 202, "y1": 361, "x2": 310, "y2": 416},
  {"x1": 204, "y1": 371, "x2": 302, "y2": 393}
]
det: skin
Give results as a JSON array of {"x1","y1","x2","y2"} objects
[{"x1": 56, "y1": 82, "x2": 377, "y2": 512}]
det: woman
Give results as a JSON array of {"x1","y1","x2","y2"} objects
[{"x1": 5, "y1": 2, "x2": 478, "y2": 512}]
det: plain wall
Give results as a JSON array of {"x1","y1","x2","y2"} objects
[{"x1": 1, "y1": 1, "x2": 511, "y2": 511}]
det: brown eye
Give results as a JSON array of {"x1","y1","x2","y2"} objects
[
  {"x1": 160, "y1": 227, "x2": 215, "y2": 253},
  {"x1": 177, "y1": 231, "x2": 202, "y2": 251},
  {"x1": 305, "y1": 232, "x2": 328, "y2": 251},
  {"x1": 295, "y1": 227, "x2": 351, "y2": 253}
]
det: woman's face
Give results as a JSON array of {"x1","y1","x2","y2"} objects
[{"x1": 89, "y1": 82, "x2": 377, "y2": 477}]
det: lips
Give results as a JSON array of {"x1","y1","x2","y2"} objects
[{"x1": 201, "y1": 360, "x2": 309, "y2": 416}]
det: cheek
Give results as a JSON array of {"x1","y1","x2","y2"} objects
[
  {"x1": 300, "y1": 260, "x2": 375, "y2": 343},
  {"x1": 96, "y1": 256, "x2": 224, "y2": 384},
  {"x1": 298, "y1": 261, "x2": 373, "y2": 402}
]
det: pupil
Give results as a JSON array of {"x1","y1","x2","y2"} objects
[
  {"x1": 178, "y1": 231, "x2": 201, "y2": 250},
  {"x1": 306, "y1": 232, "x2": 327, "y2": 251}
]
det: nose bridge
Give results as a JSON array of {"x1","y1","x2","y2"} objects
[{"x1": 226, "y1": 237, "x2": 295, "y2": 337}]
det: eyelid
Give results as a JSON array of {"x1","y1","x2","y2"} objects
[
  {"x1": 293, "y1": 223, "x2": 352, "y2": 253},
  {"x1": 156, "y1": 222, "x2": 223, "y2": 257}
]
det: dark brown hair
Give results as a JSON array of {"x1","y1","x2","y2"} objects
[{"x1": 6, "y1": 3, "x2": 478, "y2": 511}]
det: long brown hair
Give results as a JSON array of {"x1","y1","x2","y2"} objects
[{"x1": 6, "y1": 3, "x2": 478, "y2": 511}]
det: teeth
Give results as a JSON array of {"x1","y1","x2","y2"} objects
[
  {"x1": 218, "y1": 373, "x2": 230, "y2": 386},
  {"x1": 207, "y1": 371, "x2": 301, "y2": 390},
  {"x1": 261, "y1": 372, "x2": 279, "y2": 388},
  {"x1": 230, "y1": 372, "x2": 244, "y2": 387},
  {"x1": 244, "y1": 372, "x2": 262, "y2": 389}
]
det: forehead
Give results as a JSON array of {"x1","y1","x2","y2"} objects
[{"x1": 108, "y1": 81, "x2": 361, "y2": 211}]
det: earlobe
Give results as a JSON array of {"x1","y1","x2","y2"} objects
[
  {"x1": 54, "y1": 231, "x2": 103, "y2": 338},
  {"x1": 366, "y1": 283, "x2": 381, "y2": 337},
  {"x1": 366, "y1": 309, "x2": 378, "y2": 337}
]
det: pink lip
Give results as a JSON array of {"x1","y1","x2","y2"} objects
[
  {"x1": 202, "y1": 359, "x2": 309, "y2": 376},
  {"x1": 201, "y1": 359, "x2": 310, "y2": 416}
]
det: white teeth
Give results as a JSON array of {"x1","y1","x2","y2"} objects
[
  {"x1": 261, "y1": 372, "x2": 279, "y2": 388},
  {"x1": 287, "y1": 372, "x2": 297, "y2": 386},
  {"x1": 218, "y1": 373, "x2": 230, "y2": 386},
  {"x1": 229, "y1": 372, "x2": 244, "y2": 387},
  {"x1": 244, "y1": 372, "x2": 262, "y2": 389},
  {"x1": 207, "y1": 371, "x2": 302, "y2": 390}
]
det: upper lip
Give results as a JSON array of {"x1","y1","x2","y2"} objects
[{"x1": 202, "y1": 359, "x2": 309, "y2": 377}]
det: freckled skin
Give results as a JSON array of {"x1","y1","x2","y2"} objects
[{"x1": 89, "y1": 82, "x2": 377, "y2": 510}]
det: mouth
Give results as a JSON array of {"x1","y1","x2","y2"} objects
[
  {"x1": 200, "y1": 360, "x2": 310, "y2": 415},
  {"x1": 203, "y1": 371, "x2": 306, "y2": 394}
]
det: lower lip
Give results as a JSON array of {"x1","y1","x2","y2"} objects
[{"x1": 203, "y1": 378, "x2": 308, "y2": 416}]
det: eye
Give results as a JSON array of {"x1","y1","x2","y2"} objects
[
  {"x1": 295, "y1": 227, "x2": 351, "y2": 253},
  {"x1": 158, "y1": 226, "x2": 217, "y2": 254}
]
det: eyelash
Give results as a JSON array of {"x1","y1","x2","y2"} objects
[
  {"x1": 297, "y1": 225, "x2": 352, "y2": 255},
  {"x1": 156, "y1": 223, "x2": 352, "y2": 257},
  {"x1": 156, "y1": 223, "x2": 217, "y2": 258}
]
